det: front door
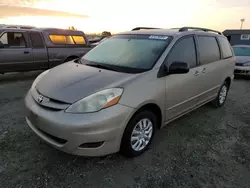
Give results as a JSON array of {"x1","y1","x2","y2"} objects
[
  {"x1": 164, "y1": 35, "x2": 206, "y2": 122},
  {"x1": 0, "y1": 31, "x2": 33, "y2": 73}
]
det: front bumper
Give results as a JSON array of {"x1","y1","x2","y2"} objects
[
  {"x1": 25, "y1": 90, "x2": 134, "y2": 156},
  {"x1": 234, "y1": 66, "x2": 250, "y2": 76}
]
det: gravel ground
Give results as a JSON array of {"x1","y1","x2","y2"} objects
[{"x1": 0, "y1": 71, "x2": 250, "y2": 188}]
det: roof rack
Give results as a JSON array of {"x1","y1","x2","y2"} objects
[
  {"x1": 178, "y1": 27, "x2": 222, "y2": 35},
  {"x1": 131, "y1": 27, "x2": 160, "y2": 31},
  {"x1": 0, "y1": 24, "x2": 36, "y2": 29}
]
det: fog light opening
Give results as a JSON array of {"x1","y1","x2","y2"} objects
[{"x1": 79, "y1": 141, "x2": 105, "y2": 149}]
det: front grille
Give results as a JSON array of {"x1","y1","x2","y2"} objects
[
  {"x1": 27, "y1": 114, "x2": 67, "y2": 146},
  {"x1": 236, "y1": 63, "x2": 243, "y2": 66},
  {"x1": 32, "y1": 89, "x2": 70, "y2": 110},
  {"x1": 37, "y1": 127, "x2": 67, "y2": 145},
  {"x1": 38, "y1": 104, "x2": 62, "y2": 111},
  {"x1": 235, "y1": 70, "x2": 249, "y2": 74},
  {"x1": 235, "y1": 63, "x2": 243, "y2": 66}
]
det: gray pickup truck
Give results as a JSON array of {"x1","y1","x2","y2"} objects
[{"x1": 0, "y1": 28, "x2": 92, "y2": 74}]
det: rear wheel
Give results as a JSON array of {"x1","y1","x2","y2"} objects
[
  {"x1": 120, "y1": 111, "x2": 156, "y2": 157},
  {"x1": 212, "y1": 81, "x2": 229, "y2": 108}
]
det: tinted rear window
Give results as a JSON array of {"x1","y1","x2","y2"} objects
[
  {"x1": 218, "y1": 37, "x2": 233, "y2": 58},
  {"x1": 29, "y1": 32, "x2": 44, "y2": 48},
  {"x1": 197, "y1": 36, "x2": 220, "y2": 65},
  {"x1": 72, "y1": 36, "x2": 86, "y2": 44},
  {"x1": 49, "y1": 35, "x2": 86, "y2": 45}
]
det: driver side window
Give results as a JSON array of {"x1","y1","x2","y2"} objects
[
  {"x1": 166, "y1": 36, "x2": 197, "y2": 68},
  {"x1": 0, "y1": 32, "x2": 27, "y2": 48}
]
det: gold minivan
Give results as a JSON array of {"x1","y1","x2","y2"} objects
[{"x1": 25, "y1": 27, "x2": 235, "y2": 157}]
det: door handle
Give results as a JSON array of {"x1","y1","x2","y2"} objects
[
  {"x1": 194, "y1": 70, "x2": 200, "y2": 76},
  {"x1": 202, "y1": 68, "x2": 206, "y2": 73},
  {"x1": 24, "y1": 51, "x2": 30, "y2": 54}
]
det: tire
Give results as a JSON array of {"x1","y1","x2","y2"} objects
[
  {"x1": 211, "y1": 81, "x2": 229, "y2": 108},
  {"x1": 120, "y1": 111, "x2": 157, "y2": 157}
]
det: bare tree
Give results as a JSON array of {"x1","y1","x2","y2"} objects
[{"x1": 68, "y1": 26, "x2": 77, "y2": 30}]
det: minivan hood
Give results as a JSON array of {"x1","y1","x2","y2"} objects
[
  {"x1": 36, "y1": 62, "x2": 136, "y2": 104},
  {"x1": 235, "y1": 56, "x2": 250, "y2": 64}
]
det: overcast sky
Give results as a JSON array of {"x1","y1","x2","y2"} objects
[{"x1": 0, "y1": 0, "x2": 249, "y2": 33}]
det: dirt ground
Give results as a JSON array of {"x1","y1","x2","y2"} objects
[{"x1": 0, "y1": 71, "x2": 250, "y2": 188}]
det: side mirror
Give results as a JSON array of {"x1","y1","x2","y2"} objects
[{"x1": 168, "y1": 61, "x2": 189, "y2": 74}]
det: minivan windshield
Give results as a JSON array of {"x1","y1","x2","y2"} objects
[
  {"x1": 233, "y1": 46, "x2": 250, "y2": 56},
  {"x1": 81, "y1": 34, "x2": 172, "y2": 73}
]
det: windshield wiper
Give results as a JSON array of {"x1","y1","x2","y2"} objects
[{"x1": 85, "y1": 63, "x2": 117, "y2": 71}]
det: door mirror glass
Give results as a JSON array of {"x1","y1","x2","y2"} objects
[{"x1": 168, "y1": 61, "x2": 189, "y2": 74}]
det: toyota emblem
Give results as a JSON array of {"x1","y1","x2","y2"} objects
[{"x1": 38, "y1": 94, "x2": 44, "y2": 103}]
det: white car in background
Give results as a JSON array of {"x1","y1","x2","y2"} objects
[
  {"x1": 232, "y1": 45, "x2": 250, "y2": 76},
  {"x1": 91, "y1": 37, "x2": 109, "y2": 47}
]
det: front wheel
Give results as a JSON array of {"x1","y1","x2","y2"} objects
[
  {"x1": 120, "y1": 111, "x2": 156, "y2": 157},
  {"x1": 212, "y1": 81, "x2": 229, "y2": 108}
]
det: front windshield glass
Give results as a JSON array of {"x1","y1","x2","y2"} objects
[
  {"x1": 233, "y1": 46, "x2": 250, "y2": 56},
  {"x1": 81, "y1": 34, "x2": 172, "y2": 73}
]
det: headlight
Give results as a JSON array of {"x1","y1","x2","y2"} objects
[
  {"x1": 31, "y1": 69, "x2": 50, "y2": 89},
  {"x1": 65, "y1": 88, "x2": 123, "y2": 113},
  {"x1": 243, "y1": 62, "x2": 250, "y2": 66}
]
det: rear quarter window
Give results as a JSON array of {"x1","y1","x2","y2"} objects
[
  {"x1": 72, "y1": 36, "x2": 86, "y2": 44},
  {"x1": 197, "y1": 36, "x2": 220, "y2": 65},
  {"x1": 218, "y1": 37, "x2": 233, "y2": 59},
  {"x1": 49, "y1": 34, "x2": 86, "y2": 45}
]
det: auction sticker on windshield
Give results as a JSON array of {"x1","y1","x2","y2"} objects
[{"x1": 149, "y1": 35, "x2": 169, "y2": 40}]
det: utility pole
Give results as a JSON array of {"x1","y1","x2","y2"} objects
[{"x1": 240, "y1": 18, "x2": 245, "y2": 30}]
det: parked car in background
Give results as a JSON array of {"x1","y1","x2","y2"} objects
[
  {"x1": 0, "y1": 28, "x2": 92, "y2": 74},
  {"x1": 90, "y1": 37, "x2": 110, "y2": 47},
  {"x1": 25, "y1": 27, "x2": 234, "y2": 158},
  {"x1": 88, "y1": 31, "x2": 112, "y2": 46},
  {"x1": 232, "y1": 45, "x2": 250, "y2": 76},
  {"x1": 88, "y1": 36, "x2": 104, "y2": 44},
  {"x1": 223, "y1": 29, "x2": 250, "y2": 46}
]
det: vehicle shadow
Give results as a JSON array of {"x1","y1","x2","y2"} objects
[{"x1": 0, "y1": 70, "x2": 43, "y2": 84}]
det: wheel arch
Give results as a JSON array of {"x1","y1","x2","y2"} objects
[
  {"x1": 225, "y1": 77, "x2": 231, "y2": 88},
  {"x1": 63, "y1": 55, "x2": 79, "y2": 63},
  {"x1": 128, "y1": 103, "x2": 163, "y2": 129}
]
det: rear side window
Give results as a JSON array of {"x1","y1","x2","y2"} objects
[
  {"x1": 166, "y1": 36, "x2": 197, "y2": 68},
  {"x1": 49, "y1": 35, "x2": 86, "y2": 45},
  {"x1": 49, "y1": 35, "x2": 74, "y2": 45},
  {"x1": 218, "y1": 37, "x2": 233, "y2": 59},
  {"x1": 72, "y1": 36, "x2": 86, "y2": 44},
  {"x1": 29, "y1": 32, "x2": 44, "y2": 48},
  {"x1": 197, "y1": 36, "x2": 220, "y2": 65}
]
